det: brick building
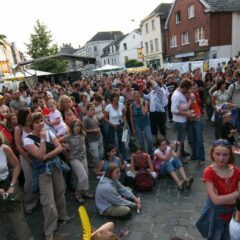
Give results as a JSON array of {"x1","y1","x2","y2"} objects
[{"x1": 165, "y1": 0, "x2": 240, "y2": 62}]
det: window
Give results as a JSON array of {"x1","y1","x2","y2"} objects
[
  {"x1": 152, "y1": 19, "x2": 155, "y2": 30},
  {"x1": 188, "y1": 5, "x2": 195, "y2": 19},
  {"x1": 181, "y1": 32, "x2": 190, "y2": 45},
  {"x1": 176, "y1": 11, "x2": 181, "y2": 24},
  {"x1": 145, "y1": 23, "x2": 149, "y2": 33},
  {"x1": 94, "y1": 46, "x2": 98, "y2": 52},
  {"x1": 195, "y1": 27, "x2": 205, "y2": 42},
  {"x1": 145, "y1": 42, "x2": 149, "y2": 54},
  {"x1": 124, "y1": 56, "x2": 128, "y2": 63},
  {"x1": 123, "y1": 43, "x2": 127, "y2": 50},
  {"x1": 155, "y1": 38, "x2": 159, "y2": 51},
  {"x1": 170, "y1": 36, "x2": 177, "y2": 48},
  {"x1": 150, "y1": 40, "x2": 154, "y2": 52},
  {"x1": 133, "y1": 34, "x2": 135, "y2": 39}
]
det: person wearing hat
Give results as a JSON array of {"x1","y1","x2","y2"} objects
[
  {"x1": 0, "y1": 95, "x2": 9, "y2": 121},
  {"x1": 227, "y1": 70, "x2": 240, "y2": 133}
]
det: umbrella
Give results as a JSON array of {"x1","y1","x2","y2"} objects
[{"x1": 93, "y1": 64, "x2": 123, "y2": 72}]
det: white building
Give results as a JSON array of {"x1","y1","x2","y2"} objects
[
  {"x1": 140, "y1": 3, "x2": 171, "y2": 69},
  {"x1": 101, "y1": 29, "x2": 143, "y2": 68},
  {"x1": 74, "y1": 31, "x2": 123, "y2": 67}
]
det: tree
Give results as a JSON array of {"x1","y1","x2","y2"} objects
[
  {"x1": 26, "y1": 20, "x2": 68, "y2": 73},
  {"x1": 0, "y1": 34, "x2": 6, "y2": 47},
  {"x1": 125, "y1": 59, "x2": 144, "y2": 68}
]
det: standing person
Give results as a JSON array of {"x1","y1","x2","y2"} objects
[
  {"x1": 104, "y1": 93, "x2": 128, "y2": 161},
  {"x1": 59, "y1": 119, "x2": 94, "y2": 204},
  {"x1": 9, "y1": 91, "x2": 28, "y2": 113},
  {"x1": 82, "y1": 104, "x2": 104, "y2": 168},
  {"x1": 0, "y1": 94, "x2": 10, "y2": 121},
  {"x1": 129, "y1": 91, "x2": 153, "y2": 157},
  {"x1": 228, "y1": 70, "x2": 240, "y2": 133},
  {"x1": 0, "y1": 135, "x2": 33, "y2": 240},
  {"x1": 14, "y1": 108, "x2": 38, "y2": 214},
  {"x1": 212, "y1": 80, "x2": 229, "y2": 139},
  {"x1": 196, "y1": 139, "x2": 240, "y2": 240},
  {"x1": 144, "y1": 78, "x2": 166, "y2": 140},
  {"x1": 187, "y1": 83, "x2": 205, "y2": 163},
  {"x1": 171, "y1": 79, "x2": 194, "y2": 159},
  {"x1": 23, "y1": 112, "x2": 70, "y2": 240}
]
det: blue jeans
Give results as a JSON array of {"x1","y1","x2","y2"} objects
[
  {"x1": 188, "y1": 119, "x2": 205, "y2": 162},
  {"x1": 109, "y1": 125, "x2": 128, "y2": 161},
  {"x1": 135, "y1": 124, "x2": 153, "y2": 157},
  {"x1": 159, "y1": 157, "x2": 183, "y2": 176},
  {"x1": 209, "y1": 218, "x2": 230, "y2": 240},
  {"x1": 173, "y1": 122, "x2": 187, "y2": 155},
  {"x1": 231, "y1": 108, "x2": 240, "y2": 134}
]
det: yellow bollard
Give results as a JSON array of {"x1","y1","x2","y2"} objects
[{"x1": 78, "y1": 206, "x2": 92, "y2": 240}]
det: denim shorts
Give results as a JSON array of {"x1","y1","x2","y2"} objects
[{"x1": 159, "y1": 157, "x2": 183, "y2": 176}]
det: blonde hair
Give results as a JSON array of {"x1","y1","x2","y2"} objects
[{"x1": 58, "y1": 95, "x2": 72, "y2": 112}]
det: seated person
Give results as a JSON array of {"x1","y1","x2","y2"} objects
[
  {"x1": 154, "y1": 139, "x2": 194, "y2": 191},
  {"x1": 96, "y1": 144, "x2": 125, "y2": 176},
  {"x1": 127, "y1": 143, "x2": 157, "y2": 179},
  {"x1": 229, "y1": 196, "x2": 240, "y2": 240},
  {"x1": 95, "y1": 163, "x2": 141, "y2": 218}
]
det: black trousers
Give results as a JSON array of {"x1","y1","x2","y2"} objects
[{"x1": 149, "y1": 111, "x2": 166, "y2": 137}]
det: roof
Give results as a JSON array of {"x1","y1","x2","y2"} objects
[
  {"x1": 16, "y1": 54, "x2": 96, "y2": 67},
  {"x1": 141, "y1": 3, "x2": 171, "y2": 24},
  {"x1": 203, "y1": 0, "x2": 240, "y2": 12},
  {"x1": 87, "y1": 31, "x2": 124, "y2": 43},
  {"x1": 165, "y1": 0, "x2": 240, "y2": 29}
]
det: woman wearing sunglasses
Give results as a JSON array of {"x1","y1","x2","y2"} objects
[{"x1": 196, "y1": 139, "x2": 240, "y2": 240}]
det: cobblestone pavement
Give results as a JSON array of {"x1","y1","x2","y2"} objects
[{"x1": 5, "y1": 119, "x2": 239, "y2": 240}]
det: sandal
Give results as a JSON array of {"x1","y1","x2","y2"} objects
[
  {"x1": 177, "y1": 180, "x2": 187, "y2": 191},
  {"x1": 186, "y1": 176, "x2": 194, "y2": 188},
  {"x1": 75, "y1": 195, "x2": 86, "y2": 204}
]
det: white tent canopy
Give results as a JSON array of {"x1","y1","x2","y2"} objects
[
  {"x1": 2, "y1": 69, "x2": 52, "y2": 80},
  {"x1": 93, "y1": 64, "x2": 123, "y2": 72}
]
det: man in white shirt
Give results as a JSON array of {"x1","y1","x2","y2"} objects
[{"x1": 171, "y1": 79, "x2": 194, "y2": 158}]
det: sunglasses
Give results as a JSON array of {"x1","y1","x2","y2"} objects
[{"x1": 213, "y1": 139, "x2": 231, "y2": 146}]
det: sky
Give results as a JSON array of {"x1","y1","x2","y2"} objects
[{"x1": 0, "y1": 0, "x2": 172, "y2": 53}]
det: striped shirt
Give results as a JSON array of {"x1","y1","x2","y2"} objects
[{"x1": 132, "y1": 102, "x2": 150, "y2": 128}]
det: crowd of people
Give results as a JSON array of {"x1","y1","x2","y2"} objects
[{"x1": 0, "y1": 56, "x2": 240, "y2": 240}]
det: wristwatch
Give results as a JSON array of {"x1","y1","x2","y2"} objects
[{"x1": 10, "y1": 183, "x2": 15, "y2": 188}]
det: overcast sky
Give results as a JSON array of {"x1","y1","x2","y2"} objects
[{"x1": 0, "y1": 0, "x2": 172, "y2": 53}]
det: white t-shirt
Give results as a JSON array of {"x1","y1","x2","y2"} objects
[
  {"x1": 154, "y1": 146, "x2": 171, "y2": 158},
  {"x1": 49, "y1": 109, "x2": 66, "y2": 130},
  {"x1": 24, "y1": 130, "x2": 56, "y2": 147},
  {"x1": 171, "y1": 90, "x2": 188, "y2": 123},
  {"x1": 229, "y1": 215, "x2": 240, "y2": 240},
  {"x1": 105, "y1": 103, "x2": 124, "y2": 125}
]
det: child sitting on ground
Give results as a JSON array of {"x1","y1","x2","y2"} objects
[{"x1": 154, "y1": 139, "x2": 194, "y2": 191}]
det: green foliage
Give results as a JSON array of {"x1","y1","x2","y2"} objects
[
  {"x1": 26, "y1": 20, "x2": 68, "y2": 73},
  {"x1": 125, "y1": 59, "x2": 144, "y2": 68},
  {"x1": 0, "y1": 34, "x2": 6, "y2": 47}
]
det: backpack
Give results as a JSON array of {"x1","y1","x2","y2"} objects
[{"x1": 134, "y1": 169, "x2": 154, "y2": 192}]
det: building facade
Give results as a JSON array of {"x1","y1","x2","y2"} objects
[
  {"x1": 140, "y1": 3, "x2": 171, "y2": 69},
  {"x1": 75, "y1": 31, "x2": 123, "y2": 67},
  {"x1": 165, "y1": 0, "x2": 240, "y2": 62},
  {"x1": 101, "y1": 30, "x2": 142, "y2": 68}
]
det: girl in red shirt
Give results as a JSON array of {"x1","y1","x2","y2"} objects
[{"x1": 199, "y1": 139, "x2": 240, "y2": 239}]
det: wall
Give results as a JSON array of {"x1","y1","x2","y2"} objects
[
  {"x1": 210, "y1": 45, "x2": 232, "y2": 58},
  {"x1": 166, "y1": 0, "x2": 210, "y2": 56},
  {"x1": 141, "y1": 14, "x2": 163, "y2": 66},
  {"x1": 232, "y1": 13, "x2": 240, "y2": 56}
]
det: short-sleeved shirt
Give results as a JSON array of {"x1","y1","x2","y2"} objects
[
  {"x1": 154, "y1": 147, "x2": 171, "y2": 169},
  {"x1": 105, "y1": 103, "x2": 124, "y2": 125},
  {"x1": 82, "y1": 116, "x2": 101, "y2": 143},
  {"x1": 203, "y1": 165, "x2": 240, "y2": 221},
  {"x1": 49, "y1": 109, "x2": 66, "y2": 131},
  {"x1": 213, "y1": 90, "x2": 228, "y2": 108}
]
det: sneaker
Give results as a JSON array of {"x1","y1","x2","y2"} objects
[
  {"x1": 75, "y1": 195, "x2": 86, "y2": 204},
  {"x1": 186, "y1": 176, "x2": 194, "y2": 188},
  {"x1": 83, "y1": 191, "x2": 95, "y2": 199},
  {"x1": 119, "y1": 227, "x2": 130, "y2": 239}
]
